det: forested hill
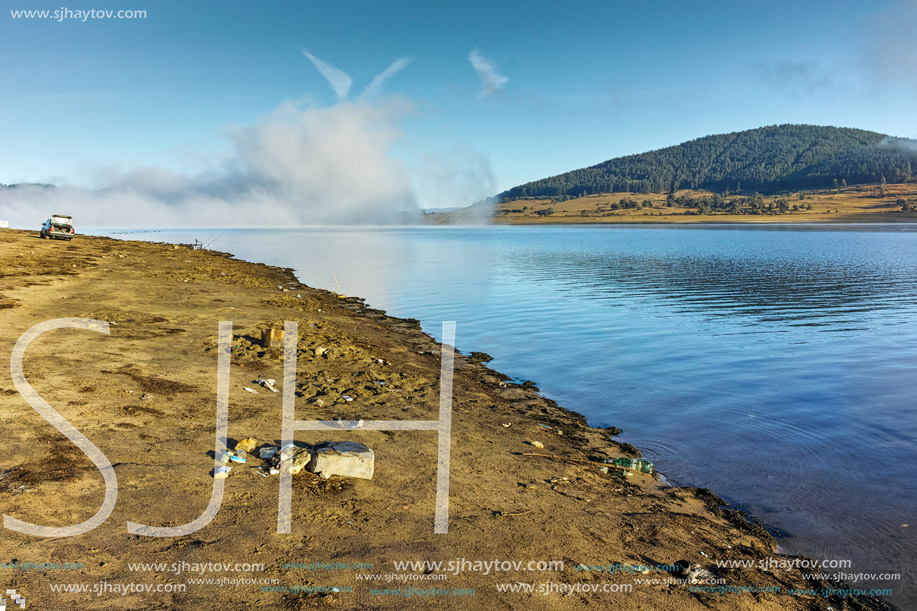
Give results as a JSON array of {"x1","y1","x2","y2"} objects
[{"x1": 498, "y1": 125, "x2": 917, "y2": 202}]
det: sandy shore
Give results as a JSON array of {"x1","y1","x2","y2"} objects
[{"x1": 0, "y1": 228, "x2": 893, "y2": 610}]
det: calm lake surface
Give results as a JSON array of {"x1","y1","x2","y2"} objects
[{"x1": 104, "y1": 225, "x2": 917, "y2": 606}]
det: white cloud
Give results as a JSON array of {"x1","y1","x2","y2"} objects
[
  {"x1": 0, "y1": 100, "x2": 421, "y2": 228},
  {"x1": 468, "y1": 48, "x2": 508, "y2": 98},
  {"x1": 301, "y1": 49, "x2": 353, "y2": 101},
  {"x1": 360, "y1": 57, "x2": 413, "y2": 99},
  {"x1": 413, "y1": 144, "x2": 496, "y2": 211},
  {"x1": 0, "y1": 52, "x2": 509, "y2": 229}
]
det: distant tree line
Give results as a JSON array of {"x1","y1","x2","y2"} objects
[
  {"x1": 1, "y1": 183, "x2": 55, "y2": 189},
  {"x1": 499, "y1": 125, "x2": 917, "y2": 202},
  {"x1": 666, "y1": 193, "x2": 812, "y2": 215}
]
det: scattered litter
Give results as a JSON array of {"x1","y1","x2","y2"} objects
[
  {"x1": 254, "y1": 379, "x2": 279, "y2": 393},
  {"x1": 259, "y1": 446, "x2": 279, "y2": 459},
  {"x1": 499, "y1": 382, "x2": 507, "y2": 388},
  {"x1": 612, "y1": 457, "x2": 654, "y2": 474},
  {"x1": 229, "y1": 455, "x2": 247, "y2": 464},
  {"x1": 279, "y1": 443, "x2": 297, "y2": 460},
  {"x1": 375, "y1": 381, "x2": 386, "y2": 386},
  {"x1": 235, "y1": 438, "x2": 258, "y2": 453},
  {"x1": 377, "y1": 359, "x2": 385, "y2": 364},
  {"x1": 261, "y1": 328, "x2": 284, "y2": 348},
  {"x1": 309, "y1": 441, "x2": 374, "y2": 480},
  {"x1": 599, "y1": 466, "x2": 609, "y2": 474},
  {"x1": 683, "y1": 564, "x2": 715, "y2": 584},
  {"x1": 283, "y1": 448, "x2": 313, "y2": 475},
  {"x1": 219, "y1": 451, "x2": 233, "y2": 464},
  {"x1": 244, "y1": 387, "x2": 259, "y2": 394},
  {"x1": 236, "y1": 449, "x2": 248, "y2": 459},
  {"x1": 311, "y1": 399, "x2": 325, "y2": 407},
  {"x1": 537, "y1": 424, "x2": 552, "y2": 429},
  {"x1": 140, "y1": 393, "x2": 154, "y2": 401},
  {"x1": 556, "y1": 430, "x2": 564, "y2": 436},
  {"x1": 341, "y1": 395, "x2": 353, "y2": 402},
  {"x1": 213, "y1": 466, "x2": 231, "y2": 479},
  {"x1": 528, "y1": 441, "x2": 545, "y2": 449},
  {"x1": 314, "y1": 347, "x2": 327, "y2": 357},
  {"x1": 501, "y1": 423, "x2": 512, "y2": 428},
  {"x1": 269, "y1": 467, "x2": 280, "y2": 475}
]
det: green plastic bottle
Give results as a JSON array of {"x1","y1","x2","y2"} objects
[{"x1": 612, "y1": 457, "x2": 654, "y2": 474}]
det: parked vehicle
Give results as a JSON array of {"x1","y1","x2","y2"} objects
[{"x1": 40, "y1": 215, "x2": 75, "y2": 240}]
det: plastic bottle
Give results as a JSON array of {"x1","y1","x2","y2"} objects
[{"x1": 612, "y1": 457, "x2": 654, "y2": 474}]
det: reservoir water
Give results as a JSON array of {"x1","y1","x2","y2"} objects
[{"x1": 103, "y1": 224, "x2": 917, "y2": 607}]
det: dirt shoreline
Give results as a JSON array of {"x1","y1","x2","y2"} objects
[{"x1": 0, "y1": 228, "x2": 894, "y2": 610}]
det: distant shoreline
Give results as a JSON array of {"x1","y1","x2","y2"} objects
[
  {"x1": 489, "y1": 216, "x2": 917, "y2": 225},
  {"x1": 428, "y1": 182, "x2": 917, "y2": 226}
]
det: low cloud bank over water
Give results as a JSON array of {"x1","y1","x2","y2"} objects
[{"x1": 0, "y1": 100, "x2": 423, "y2": 228}]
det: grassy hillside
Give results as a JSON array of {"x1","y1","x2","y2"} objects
[
  {"x1": 488, "y1": 182, "x2": 917, "y2": 224},
  {"x1": 426, "y1": 181, "x2": 917, "y2": 224},
  {"x1": 499, "y1": 125, "x2": 917, "y2": 202}
]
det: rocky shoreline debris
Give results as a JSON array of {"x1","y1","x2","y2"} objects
[{"x1": 214, "y1": 437, "x2": 375, "y2": 481}]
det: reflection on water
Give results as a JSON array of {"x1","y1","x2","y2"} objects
[{"x1": 103, "y1": 224, "x2": 917, "y2": 607}]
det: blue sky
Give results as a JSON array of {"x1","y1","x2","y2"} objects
[{"x1": 2, "y1": 0, "x2": 916, "y2": 209}]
